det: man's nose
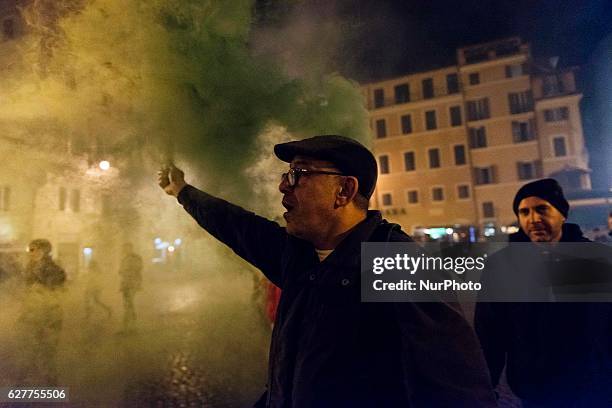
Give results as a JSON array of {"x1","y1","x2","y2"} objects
[
  {"x1": 279, "y1": 174, "x2": 291, "y2": 194},
  {"x1": 529, "y1": 210, "x2": 542, "y2": 223}
]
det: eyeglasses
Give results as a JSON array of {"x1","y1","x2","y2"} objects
[{"x1": 281, "y1": 167, "x2": 344, "y2": 188}]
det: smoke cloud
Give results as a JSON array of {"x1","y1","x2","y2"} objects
[{"x1": 0, "y1": 0, "x2": 371, "y2": 405}]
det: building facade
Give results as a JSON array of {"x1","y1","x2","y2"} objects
[{"x1": 363, "y1": 37, "x2": 591, "y2": 240}]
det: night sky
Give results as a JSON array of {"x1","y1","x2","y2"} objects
[{"x1": 323, "y1": 0, "x2": 612, "y2": 80}]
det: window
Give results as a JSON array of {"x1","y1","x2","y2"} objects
[
  {"x1": 404, "y1": 152, "x2": 416, "y2": 171},
  {"x1": 517, "y1": 161, "x2": 541, "y2": 180},
  {"x1": 457, "y1": 185, "x2": 470, "y2": 199},
  {"x1": 512, "y1": 120, "x2": 535, "y2": 142},
  {"x1": 466, "y1": 98, "x2": 490, "y2": 121},
  {"x1": 469, "y1": 72, "x2": 480, "y2": 85},
  {"x1": 454, "y1": 145, "x2": 466, "y2": 165},
  {"x1": 59, "y1": 187, "x2": 67, "y2": 211},
  {"x1": 505, "y1": 63, "x2": 527, "y2": 78},
  {"x1": 446, "y1": 73, "x2": 459, "y2": 94},
  {"x1": 407, "y1": 190, "x2": 419, "y2": 204},
  {"x1": 401, "y1": 114, "x2": 412, "y2": 134},
  {"x1": 482, "y1": 202, "x2": 495, "y2": 218},
  {"x1": 432, "y1": 187, "x2": 445, "y2": 202},
  {"x1": 0, "y1": 186, "x2": 10, "y2": 211},
  {"x1": 544, "y1": 107, "x2": 569, "y2": 122},
  {"x1": 3, "y1": 19, "x2": 15, "y2": 40},
  {"x1": 394, "y1": 83, "x2": 410, "y2": 104},
  {"x1": 428, "y1": 148, "x2": 441, "y2": 168},
  {"x1": 382, "y1": 193, "x2": 393, "y2": 206},
  {"x1": 70, "y1": 189, "x2": 80, "y2": 212},
  {"x1": 508, "y1": 91, "x2": 533, "y2": 114},
  {"x1": 374, "y1": 88, "x2": 385, "y2": 108},
  {"x1": 450, "y1": 106, "x2": 462, "y2": 126},
  {"x1": 375, "y1": 119, "x2": 387, "y2": 138},
  {"x1": 474, "y1": 166, "x2": 496, "y2": 185},
  {"x1": 425, "y1": 110, "x2": 437, "y2": 130},
  {"x1": 553, "y1": 137, "x2": 567, "y2": 157},
  {"x1": 469, "y1": 127, "x2": 487, "y2": 148},
  {"x1": 422, "y1": 78, "x2": 434, "y2": 99},
  {"x1": 379, "y1": 155, "x2": 390, "y2": 174}
]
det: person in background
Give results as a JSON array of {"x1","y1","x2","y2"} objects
[
  {"x1": 118, "y1": 243, "x2": 143, "y2": 332},
  {"x1": 19, "y1": 238, "x2": 66, "y2": 385},
  {"x1": 475, "y1": 178, "x2": 612, "y2": 407}
]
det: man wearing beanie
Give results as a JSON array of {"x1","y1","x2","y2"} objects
[
  {"x1": 475, "y1": 178, "x2": 612, "y2": 407},
  {"x1": 159, "y1": 135, "x2": 496, "y2": 407},
  {"x1": 510, "y1": 178, "x2": 575, "y2": 243}
]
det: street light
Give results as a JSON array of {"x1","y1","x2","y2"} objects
[{"x1": 99, "y1": 160, "x2": 110, "y2": 171}]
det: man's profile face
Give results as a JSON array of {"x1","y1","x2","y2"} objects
[
  {"x1": 279, "y1": 156, "x2": 342, "y2": 243},
  {"x1": 517, "y1": 196, "x2": 566, "y2": 242}
]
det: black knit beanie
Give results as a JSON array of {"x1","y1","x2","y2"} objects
[{"x1": 512, "y1": 178, "x2": 569, "y2": 218}]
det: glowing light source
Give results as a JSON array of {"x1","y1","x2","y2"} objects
[
  {"x1": 484, "y1": 227, "x2": 496, "y2": 237},
  {"x1": 174, "y1": 238, "x2": 182, "y2": 246},
  {"x1": 168, "y1": 246, "x2": 175, "y2": 252},
  {"x1": 99, "y1": 160, "x2": 110, "y2": 171},
  {"x1": 83, "y1": 247, "x2": 93, "y2": 256},
  {"x1": 154, "y1": 238, "x2": 162, "y2": 244},
  {"x1": 445, "y1": 228, "x2": 454, "y2": 235}
]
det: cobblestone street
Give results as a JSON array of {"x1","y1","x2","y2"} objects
[{"x1": 1, "y1": 268, "x2": 271, "y2": 407}]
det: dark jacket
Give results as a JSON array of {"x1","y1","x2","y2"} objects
[
  {"x1": 178, "y1": 185, "x2": 495, "y2": 407},
  {"x1": 24, "y1": 256, "x2": 66, "y2": 289},
  {"x1": 474, "y1": 223, "x2": 612, "y2": 406}
]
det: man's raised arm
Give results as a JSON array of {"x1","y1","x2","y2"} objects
[{"x1": 158, "y1": 165, "x2": 287, "y2": 287}]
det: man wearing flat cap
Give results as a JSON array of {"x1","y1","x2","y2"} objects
[
  {"x1": 160, "y1": 135, "x2": 495, "y2": 407},
  {"x1": 475, "y1": 178, "x2": 612, "y2": 407}
]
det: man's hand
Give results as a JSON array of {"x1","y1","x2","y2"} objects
[{"x1": 158, "y1": 164, "x2": 187, "y2": 197}]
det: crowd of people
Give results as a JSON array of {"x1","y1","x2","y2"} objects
[{"x1": 0, "y1": 239, "x2": 144, "y2": 385}]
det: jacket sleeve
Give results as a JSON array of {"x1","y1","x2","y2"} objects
[
  {"x1": 394, "y1": 301, "x2": 497, "y2": 407},
  {"x1": 177, "y1": 185, "x2": 287, "y2": 287},
  {"x1": 474, "y1": 301, "x2": 507, "y2": 388}
]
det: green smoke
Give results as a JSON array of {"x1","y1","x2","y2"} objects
[{"x1": 18, "y1": 0, "x2": 369, "y2": 201}]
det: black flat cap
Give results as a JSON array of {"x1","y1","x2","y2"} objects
[
  {"x1": 512, "y1": 178, "x2": 569, "y2": 218},
  {"x1": 274, "y1": 135, "x2": 378, "y2": 199}
]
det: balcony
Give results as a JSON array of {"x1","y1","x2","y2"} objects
[{"x1": 371, "y1": 86, "x2": 461, "y2": 110}]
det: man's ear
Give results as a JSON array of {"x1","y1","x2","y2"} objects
[{"x1": 336, "y1": 177, "x2": 358, "y2": 206}]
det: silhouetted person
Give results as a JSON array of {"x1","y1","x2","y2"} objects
[
  {"x1": 159, "y1": 135, "x2": 496, "y2": 407},
  {"x1": 118, "y1": 243, "x2": 142, "y2": 331},
  {"x1": 19, "y1": 238, "x2": 66, "y2": 385},
  {"x1": 475, "y1": 179, "x2": 612, "y2": 407}
]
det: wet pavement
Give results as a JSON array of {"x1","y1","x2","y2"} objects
[{"x1": 0, "y1": 267, "x2": 271, "y2": 407}]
